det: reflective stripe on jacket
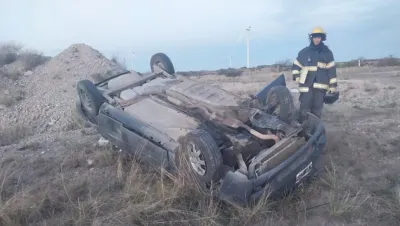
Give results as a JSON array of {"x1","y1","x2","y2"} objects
[{"x1": 291, "y1": 43, "x2": 337, "y2": 93}]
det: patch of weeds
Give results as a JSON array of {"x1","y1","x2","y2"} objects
[
  {"x1": 0, "y1": 89, "x2": 25, "y2": 107},
  {"x1": 217, "y1": 68, "x2": 243, "y2": 77},
  {"x1": 110, "y1": 55, "x2": 127, "y2": 70},
  {"x1": 52, "y1": 74, "x2": 62, "y2": 80},
  {"x1": 18, "y1": 50, "x2": 49, "y2": 70},
  {"x1": 341, "y1": 75, "x2": 350, "y2": 80},
  {"x1": 320, "y1": 156, "x2": 371, "y2": 218},
  {"x1": 0, "y1": 68, "x2": 22, "y2": 80},
  {"x1": 327, "y1": 189, "x2": 370, "y2": 217},
  {"x1": 0, "y1": 42, "x2": 22, "y2": 67},
  {"x1": 0, "y1": 124, "x2": 34, "y2": 146},
  {"x1": 364, "y1": 83, "x2": 379, "y2": 93},
  {"x1": 380, "y1": 102, "x2": 397, "y2": 109},
  {"x1": 369, "y1": 185, "x2": 400, "y2": 225}
]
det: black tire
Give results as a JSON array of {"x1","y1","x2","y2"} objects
[
  {"x1": 264, "y1": 85, "x2": 295, "y2": 123},
  {"x1": 150, "y1": 53, "x2": 175, "y2": 74},
  {"x1": 76, "y1": 80, "x2": 106, "y2": 124},
  {"x1": 175, "y1": 129, "x2": 223, "y2": 193},
  {"x1": 74, "y1": 98, "x2": 95, "y2": 128}
]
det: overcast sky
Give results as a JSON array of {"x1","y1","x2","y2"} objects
[{"x1": 1, "y1": 0, "x2": 399, "y2": 71}]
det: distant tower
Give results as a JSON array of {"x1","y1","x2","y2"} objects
[{"x1": 246, "y1": 26, "x2": 251, "y2": 68}]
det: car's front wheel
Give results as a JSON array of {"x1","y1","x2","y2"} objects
[{"x1": 175, "y1": 129, "x2": 223, "y2": 193}]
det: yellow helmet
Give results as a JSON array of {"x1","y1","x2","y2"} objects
[
  {"x1": 311, "y1": 26, "x2": 326, "y2": 34},
  {"x1": 309, "y1": 26, "x2": 327, "y2": 41}
]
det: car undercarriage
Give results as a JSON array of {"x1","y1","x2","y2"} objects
[{"x1": 75, "y1": 53, "x2": 327, "y2": 206}]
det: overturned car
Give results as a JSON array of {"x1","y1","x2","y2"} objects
[{"x1": 75, "y1": 53, "x2": 327, "y2": 206}]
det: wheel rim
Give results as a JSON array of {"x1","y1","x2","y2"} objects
[
  {"x1": 78, "y1": 89, "x2": 93, "y2": 113},
  {"x1": 267, "y1": 92, "x2": 280, "y2": 115},
  {"x1": 187, "y1": 142, "x2": 206, "y2": 176}
]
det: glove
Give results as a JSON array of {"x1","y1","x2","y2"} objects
[{"x1": 328, "y1": 86, "x2": 337, "y2": 94}]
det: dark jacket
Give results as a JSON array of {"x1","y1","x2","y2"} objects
[{"x1": 291, "y1": 42, "x2": 337, "y2": 93}]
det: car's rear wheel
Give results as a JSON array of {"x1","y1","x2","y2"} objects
[
  {"x1": 264, "y1": 85, "x2": 295, "y2": 123},
  {"x1": 150, "y1": 53, "x2": 175, "y2": 75},
  {"x1": 176, "y1": 129, "x2": 223, "y2": 193},
  {"x1": 76, "y1": 80, "x2": 106, "y2": 124}
]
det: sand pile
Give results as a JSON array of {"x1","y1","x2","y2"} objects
[{"x1": 0, "y1": 43, "x2": 125, "y2": 133}]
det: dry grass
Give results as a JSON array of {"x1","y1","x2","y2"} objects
[
  {"x1": 0, "y1": 42, "x2": 49, "y2": 73},
  {"x1": 0, "y1": 134, "x2": 290, "y2": 226},
  {"x1": 364, "y1": 82, "x2": 379, "y2": 93},
  {"x1": 110, "y1": 55, "x2": 127, "y2": 70},
  {"x1": 0, "y1": 124, "x2": 33, "y2": 146},
  {"x1": 371, "y1": 186, "x2": 400, "y2": 225},
  {"x1": 0, "y1": 43, "x2": 22, "y2": 67},
  {"x1": 2, "y1": 124, "x2": 399, "y2": 225},
  {"x1": 0, "y1": 89, "x2": 25, "y2": 107},
  {"x1": 18, "y1": 49, "x2": 49, "y2": 71},
  {"x1": 320, "y1": 156, "x2": 370, "y2": 218},
  {"x1": 0, "y1": 68, "x2": 22, "y2": 80}
]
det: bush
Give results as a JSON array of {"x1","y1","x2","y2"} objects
[
  {"x1": 377, "y1": 56, "x2": 400, "y2": 67},
  {"x1": 336, "y1": 60, "x2": 359, "y2": 68},
  {"x1": 0, "y1": 43, "x2": 22, "y2": 67},
  {"x1": 19, "y1": 50, "x2": 50, "y2": 70},
  {"x1": 111, "y1": 55, "x2": 127, "y2": 69},
  {"x1": 217, "y1": 68, "x2": 243, "y2": 77},
  {"x1": 0, "y1": 88, "x2": 25, "y2": 107}
]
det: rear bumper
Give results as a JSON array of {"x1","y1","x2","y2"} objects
[{"x1": 217, "y1": 121, "x2": 326, "y2": 206}]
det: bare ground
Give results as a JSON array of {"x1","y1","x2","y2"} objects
[{"x1": 1, "y1": 43, "x2": 400, "y2": 225}]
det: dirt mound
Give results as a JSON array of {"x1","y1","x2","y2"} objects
[{"x1": 0, "y1": 43, "x2": 125, "y2": 133}]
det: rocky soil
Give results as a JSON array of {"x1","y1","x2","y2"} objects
[{"x1": 0, "y1": 44, "x2": 125, "y2": 136}]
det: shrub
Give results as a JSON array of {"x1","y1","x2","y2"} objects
[
  {"x1": 217, "y1": 68, "x2": 243, "y2": 77},
  {"x1": 111, "y1": 55, "x2": 127, "y2": 69},
  {"x1": 19, "y1": 50, "x2": 50, "y2": 70},
  {"x1": 0, "y1": 43, "x2": 22, "y2": 67},
  {"x1": 0, "y1": 68, "x2": 22, "y2": 80},
  {"x1": 377, "y1": 56, "x2": 400, "y2": 67}
]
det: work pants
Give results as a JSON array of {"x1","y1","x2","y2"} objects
[{"x1": 298, "y1": 88, "x2": 325, "y2": 123}]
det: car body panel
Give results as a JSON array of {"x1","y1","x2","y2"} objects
[
  {"x1": 123, "y1": 97, "x2": 202, "y2": 141},
  {"x1": 98, "y1": 103, "x2": 180, "y2": 152},
  {"x1": 107, "y1": 71, "x2": 142, "y2": 91},
  {"x1": 167, "y1": 79, "x2": 242, "y2": 108},
  {"x1": 97, "y1": 113, "x2": 171, "y2": 168}
]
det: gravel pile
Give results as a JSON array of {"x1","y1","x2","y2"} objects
[{"x1": 0, "y1": 43, "x2": 125, "y2": 133}]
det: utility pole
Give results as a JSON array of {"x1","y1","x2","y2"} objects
[{"x1": 246, "y1": 26, "x2": 251, "y2": 68}]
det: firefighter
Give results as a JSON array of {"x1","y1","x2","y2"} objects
[{"x1": 292, "y1": 26, "x2": 338, "y2": 123}]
